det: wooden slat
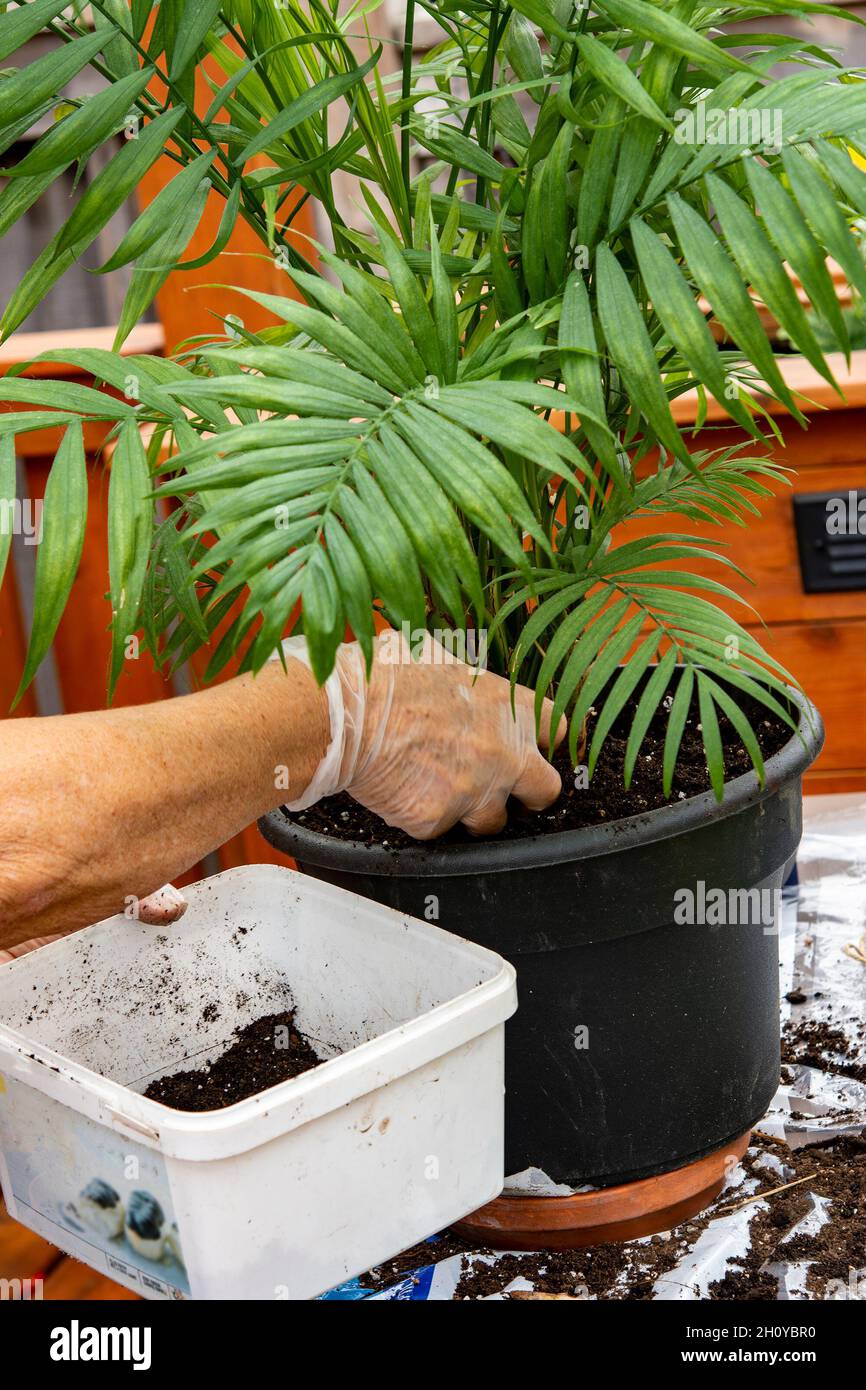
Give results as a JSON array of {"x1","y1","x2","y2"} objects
[
  {"x1": 616, "y1": 420, "x2": 866, "y2": 628},
  {"x1": 217, "y1": 822, "x2": 296, "y2": 872},
  {"x1": 737, "y1": 617, "x2": 866, "y2": 778},
  {"x1": 0, "y1": 323, "x2": 165, "y2": 375},
  {"x1": 0, "y1": 414, "x2": 114, "y2": 460},
  {"x1": 549, "y1": 351, "x2": 866, "y2": 441},
  {"x1": 670, "y1": 349, "x2": 866, "y2": 425},
  {"x1": 0, "y1": 1196, "x2": 58, "y2": 1281},
  {"x1": 804, "y1": 768, "x2": 866, "y2": 794}
]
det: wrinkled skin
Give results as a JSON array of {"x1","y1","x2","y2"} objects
[
  {"x1": 306, "y1": 631, "x2": 566, "y2": 841},
  {"x1": 0, "y1": 885, "x2": 188, "y2": 962},
  {"x1": 0, "y1": 634, "x2": 562, "y2": 954}
]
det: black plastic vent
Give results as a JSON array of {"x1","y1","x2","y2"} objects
[{"x1": 793, "y1": 489, "x2": 866, "y2": 592}]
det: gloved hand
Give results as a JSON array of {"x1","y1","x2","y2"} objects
[{"x1": 279, "y1": 630, "x2": 565, "y2": 840}]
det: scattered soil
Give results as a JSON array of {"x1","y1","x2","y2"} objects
[
  {"x1": 144, "y1": 1010, "x2": 323, "y2": 1112},
  {"x1": 785, "y1": 988, "x2": 808, "y2": 1005},
  {"x1": 294, "y1": 689, "x2": 792, "y2": 848},
  {"x1": 708, "y1": 1266, "x2": 781, "y2": 1300},
  {"x1": 451, "y1": 1241, "x2": 685, "y2": 1300},
  {"x1": 709, "y1": 1002, "x2": 866, "y2": 1298},
  {"x1": 360, "y1": 1225, "x2": 690, "y2": 1300},
  {"x1": 782, "y1": 1017, "x2": 866, "y2": 1085},
  {"x1": 356, "y1": 1134, "x2": 865, "y2": 1299},
  {"x1": 708, "y1": 1135, "x2": 866, "y2": 1300},
  {"x1": 362, "y1": 1233, "x2": 476, "y2": 1293}
]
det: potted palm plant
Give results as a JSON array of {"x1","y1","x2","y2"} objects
[{"x1": 2, "y1": 0, "x2": 861, "y2": 1239}]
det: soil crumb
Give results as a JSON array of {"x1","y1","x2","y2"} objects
[
  {"x1": 144, "y1": 1010, "x2": 323, "y2": 1112},
  {"x1": 356, "y1": 1135, "x2": 865, "y2": 1299},
  {"x1": 782, "y1": 1017, "x2": 866, "y2": 1085},
  {"x1": 708, "y1": 1135, "x2": 866, "y2": 1300},
  {"x1": 294, "y1": 689, "x2": 792, "y2": 848},
  {"x1": 362, "y1": 1234, "x2": 477, "y2": 1293}
]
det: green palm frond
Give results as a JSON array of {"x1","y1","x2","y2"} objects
[
  {"x1": 496, "y1": 534, "x2": 799, "y2": 791},
  {"x1": 3, "y1": 0, "x2": 861, "y2": 801},
  {"x1": 0, "y1": 1, "x2": 410, "y2": 339},
  {"x1": 149, "y1": 257, "x2": 605, "y2": 683}
]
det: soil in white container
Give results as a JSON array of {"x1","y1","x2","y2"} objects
[{"x1": 144, "y1": 1010, "x2": 324, "y2": 1111}]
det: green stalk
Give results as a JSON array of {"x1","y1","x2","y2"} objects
[
  {"x1": 474, "y1": 0, "x2": 501, "y2": 210},
  {"x1": 400, "y1": 0, "x2": 415, "y2": 206}
]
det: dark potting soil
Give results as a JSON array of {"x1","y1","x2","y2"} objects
[
  {"x1": 358, "y1": 1134, "x2": 865, "y2": 1299},
  {"x1": 451, "y1": 1240, "x2": 685, "y2": 1300},
  {"x1": 782, "y1": 1017, "x2": 866, "y2": 1085},
  {"x1": 362, "y1": 1233, "x2": 478, "y2": 1293},
  {"x1": 708, "y1": 1135, "x2": 866, "y2": 1300},
  {"x1": 144, "y1": 1011, "x2": 323, "y2": 1112},
  {"x1": 708, "y1": 1005, "x2": 866, "y2": 1299},
  {"x1": 360, "y1": 1227, "x2": 685, "y2": 1299},
  {"x1": 294, "y1": 689, "x2": 792, "y2": 848}
]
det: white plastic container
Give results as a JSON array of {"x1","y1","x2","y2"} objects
[{"x1": 0, "y1": 864, "x2": 516, "y2": 1300}]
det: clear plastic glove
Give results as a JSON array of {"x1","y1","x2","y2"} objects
[{"x1": 280, "y1": 630, "x2": 566, "y2": 840}]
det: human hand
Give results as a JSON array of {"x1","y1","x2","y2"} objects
[
  {"x1": 282, "y1": 631, "x2": 565, "y2": 840},
  {"x1": 0, "y1": 884, "x2": 187, "y2": 964},
  {"x1": 133, "y1": 883, "x2": 188, "y2": 926}
]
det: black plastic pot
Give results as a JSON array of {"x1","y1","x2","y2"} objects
[{"x1": 260, "y1": 696, "x2": 823, "y2": 1188}]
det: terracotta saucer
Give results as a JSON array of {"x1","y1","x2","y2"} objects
[{"x1": 452, "y1": 1130, "x2": 751, "y2": 1250}]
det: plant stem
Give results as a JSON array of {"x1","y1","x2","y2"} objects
[
  {"x1": 474, "y1": 0, "x2": 501, "y2": 209},
  {"x1": 400, "y1": 0, "x2": 416, "y2": 207}
]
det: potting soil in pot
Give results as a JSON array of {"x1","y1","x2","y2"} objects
[
  {"x1": 296, "y1": 690, "x2": 792, "y2": 846},
  {"x1": 321, "y1": 796, "x2": 866, "y2": 1300},
  {"x1": 144, "y1": 1010, "x2": 325, "y2": 1111}
]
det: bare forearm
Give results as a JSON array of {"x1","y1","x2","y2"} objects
[{"x1": 0, "y1": 661, "x2": 328, "y2": 946}]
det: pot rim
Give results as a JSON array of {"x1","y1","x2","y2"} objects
[{"x1": 259, "y1": 690, "x2": 824, "y2": 879}]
